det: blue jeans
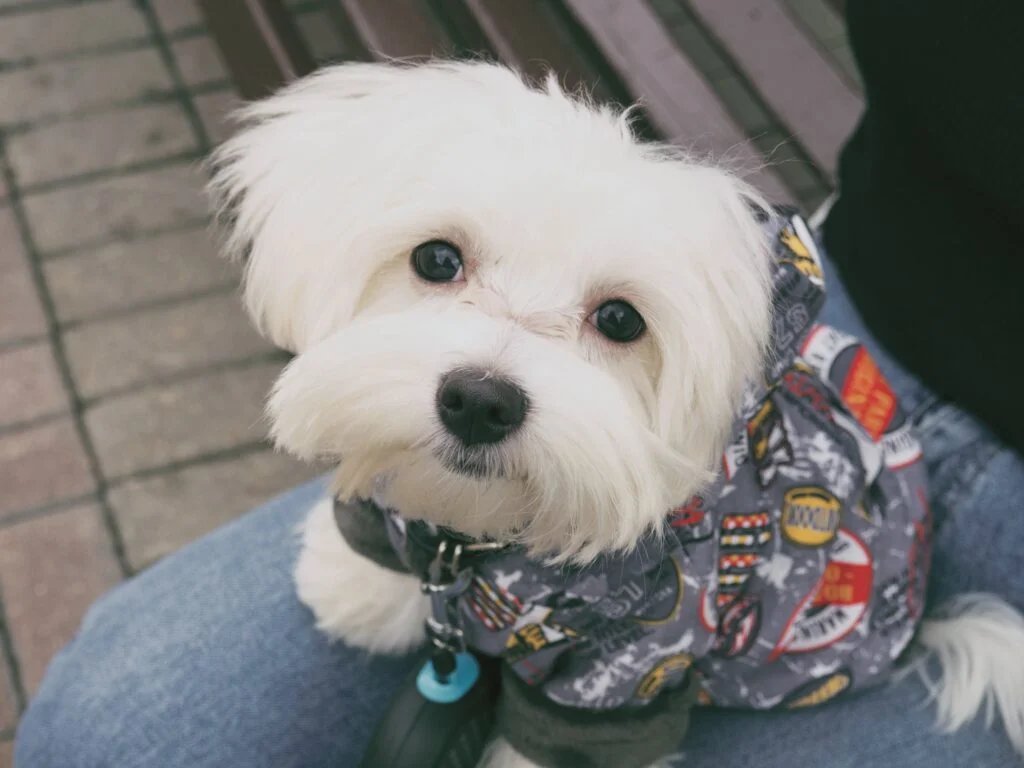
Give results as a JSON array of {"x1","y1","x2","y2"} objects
[{"x1": 15, "y1": 254, "x2": 1024, "y2": 767}]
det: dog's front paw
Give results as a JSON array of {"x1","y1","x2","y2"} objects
[
  {"x1": 479, "y1": 739, "x2": 545, "y2": 768},
  {"x1": 480, "y1": 737, "x2": 674, "y2": 768},
  {"x1": 295, "y1": 497, "x2": 429, "y2": 654}
]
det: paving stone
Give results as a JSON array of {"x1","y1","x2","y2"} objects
[
  {"x1": 152, "y1": 0, "x2": 204, "y2": 33},
  {"x1": 86, "y1": 362, "x2": 283, "y2": 478},
  {"x1": 0, "y1": 209, "x2": 47, "y2": 344},
  {"x1": 170, "y1": 35, "x2": 229, "y2": 88},
  {"x1": 295, "y1": 9, "x2": 344, "y2": 62},
  {"x1": 7, "y1": 104, "x2": 196, "y2": 188},
  {"x1": 65, "y1": 293, "x2": 273, "y2": 399},
  {"x1": 192, "y1": 88, "x2": 241, "y2": 145},
  {"x1": 0, "y1": 0, "x2": 148, "y2": 62},
  {"x1": 0, "y1": 342, "x2": 67, "y2": 428},
  {"x1": 0, "y1": 504, "x2": 121, "y2": 693},
  {"x1": 0, "y1": 418, "x2": 94, "y2": 517},
  {"x1": 22, "y1": 164, "x2": 209, "y2": 254},
  {"x1": 111, "y1": 450, "x2": 317, "y2": 570},
  {"x1": 44, "y1": 226, "x2": 239, "y2": 324},
  {"x1": 0, "y1": 48, "x2": 173, "y2": 127}
]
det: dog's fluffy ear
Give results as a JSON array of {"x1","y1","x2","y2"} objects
[
  {"x1": 649, "y1": 168, "x2": 774, "y2": 480},
  {"x1": 205, "y1": 63, "x2": 414, "y2": 351},
  {"x1": 206, "y1": 61, "x2": 522, "y2": 351}
]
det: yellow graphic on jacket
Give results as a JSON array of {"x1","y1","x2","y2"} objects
[
  {"x1": 636, "y1": 653, "x2": 694, "y2": 699},
  {"x1": 781, "y1": 487, "x2": 842, "y2": 547},
  {"x1": 503, "y1": 609, "x2": 579, "y2": 665},
  {"x1": 784, "y1": 669, "x2": 853, "y2": 709},
  {"x1": 780, "y1": 227, "x2": 824, "y2": 281}
]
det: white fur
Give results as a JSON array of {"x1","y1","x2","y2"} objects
[
  {"x1": 295, "y1": 497, "x2": 428, "y2": 654},
  {"x1": 480, "y1": 737, "x2": 675, "y2": 768},
  {"x1": 913, "y1": 594, "x2": 1024, "y2": 754},
  {"x1": 480, "y1": 738, "x2": 544, "y2": 768},
  {"x1": 210, "y1": 60, "x2": 1024, "y2": 765}
]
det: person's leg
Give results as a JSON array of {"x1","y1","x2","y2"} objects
[
  {"x1": 16, "y1": 481, "x2": 1018, "y2": 768},
  {"x1": 14, "y1": 480, "x2": 419, "y2": 768},
  {"x1": 674, "y1": 673, "x2": 1019, "y2": 767},
  {"x1": 817, "y1": 245, "x2": 1024, "y2": 613}
]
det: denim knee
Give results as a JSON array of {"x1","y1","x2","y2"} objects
[
  {"x1": 14, "y1": 591, "x2": 148, "y2": 767},
  {"x1": 14, "y1": 480, "x2": 330, "y2": 768}
]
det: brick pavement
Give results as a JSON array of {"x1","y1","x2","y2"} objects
[
  {"x1": 0, "y1": 0, "x2": 345, "y2": 753},
  {"x1": 0, "y1": 0, "x2": 851, "y2": 757}
]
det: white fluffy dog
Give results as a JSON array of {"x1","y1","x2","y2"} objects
[{"x1": 209, "y1": 61, "x2": 1024, "y2": 767}]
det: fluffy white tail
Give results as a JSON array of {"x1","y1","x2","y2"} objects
[{"x1": 913, "y1": 593, "x2": 1024, "y2": 754}]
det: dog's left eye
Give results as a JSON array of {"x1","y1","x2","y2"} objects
[
  {"x1": 590, "y1": 300, "x2": 646, "y2": 342},
  {"x1": 412, "y1": 240, "x2": 464, "y2": 282}
]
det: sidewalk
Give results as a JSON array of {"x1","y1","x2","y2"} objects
[{"x1": 0, "y1": 0, "x2": 351, "y2": 757}]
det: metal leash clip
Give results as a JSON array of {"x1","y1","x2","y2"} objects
[
  {"x1": 422, "y1": 540, "x2": 471, "y2": 674},
  {"x1": 421, "y1": 538, "x2": 507, "y2": 681}
]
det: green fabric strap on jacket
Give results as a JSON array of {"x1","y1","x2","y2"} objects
[{"x1": 496, "y1": 664, "x2": 701, "y2": 768}]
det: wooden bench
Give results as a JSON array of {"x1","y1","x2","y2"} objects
[{"x1": 199, "y1": 0, "x2": 862, "y2": 210}]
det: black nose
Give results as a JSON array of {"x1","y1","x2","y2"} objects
[{"x1": 436, "y1": 369, "x2": 528, "y2": 446}]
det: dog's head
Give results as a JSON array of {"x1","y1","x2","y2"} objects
[{"x1": 209, "y1": 61, "x2": 773, "y2": 562}]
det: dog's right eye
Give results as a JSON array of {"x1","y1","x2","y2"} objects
[
  {"x1": 412, "y1": 241, "x2": 464, "y2": 283},
  {"x1": 589, "y1": 299, "x2": 646, "y2": 343}
]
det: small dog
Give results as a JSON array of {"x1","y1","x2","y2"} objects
[{"x1": 209, "y1": 61, "x2": 1024, "y2": 767}]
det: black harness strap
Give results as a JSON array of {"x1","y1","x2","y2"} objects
[{"x1": 332, "y1": 498, "x2": 409, "y2": 573}]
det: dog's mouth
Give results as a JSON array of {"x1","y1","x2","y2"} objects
[{"x1": 433, "y1": 444, "x2": 506, "y2": 479}]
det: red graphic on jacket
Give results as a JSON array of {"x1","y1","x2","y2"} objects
[{"x1": 770, "y1": 529, "x2": 873, "y2": 659}]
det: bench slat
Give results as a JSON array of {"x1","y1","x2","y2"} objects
[
  {"x1": 337, "y1": 0, "x2": 448, "y2": 60},
  {"x1": 689, "y1": 0, "x2": 862, "y2": 176},
  {"x1": 426, "y1": 0, "x2": 499, "y2": 59},
  {"x1": 464, "y1": 0, "x2": 592, "y2": 87},
  {"x1": 199, "y1": 0, "x2": 315, "y2": 100},
  {"x1": 563, "y1": 0, "x2": 792, "y2": 202}
]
